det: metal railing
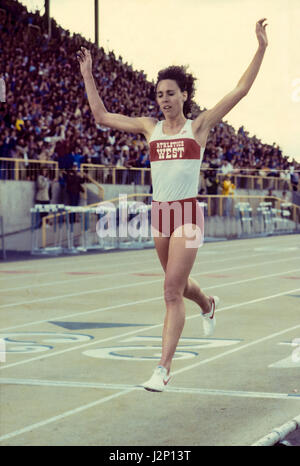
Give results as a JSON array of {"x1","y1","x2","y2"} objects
[
  {"x1": 0, "y1": 157, "x2": 58, "y2": 181},
  {"x1": 214, "y1": 173, "x2": 293, "y2": 192},
  {"x1": 0, "y1": 158, "x2": 298, "y2": 193},
  {"x1": 80, "y1": 163, "x2": 152, "y2": 186}
]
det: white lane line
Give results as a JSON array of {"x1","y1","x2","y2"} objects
[
  {"x1": 1, "y1": 378, "x2": 300, "y2": 401},
  {"x1": 0, "y1": 255, "x2": 158, "y2": 281},
  {"x1": 1, "y1": 318, "x2": 300, "y2": 443},
  {"x1": 0, "y1": 295, "x2": 161, "y2": 333},
  {"x1": 0, "y1": 241, "x2": 232, "y2": 276},
  {"x1": 1, "y1": 286, "x2": 300, "y2": 371},
  {"x1": 0, "y1": 235, "x2": 298, "y2": 279},
  {"x1": 0, "y1": 247, "x2": 294, "y2": 292},
  {"x1": 0, "y1": 238, "x2": 280, "y2": 273},
  {"x1": 0, "y1": 249, "x2": 260, "y2": 292},
  {"x1": 1, "y1": 263, "x2": 300, "y2": 333},
  {"x1": 1, "y1": 253, "x2": 300, "y2": 310},
  {"x1": 0, "y1": 388, "x2": 133, "y2": 443},
  {"x1": 1, "y1": 233, "x2": 296, "y2": 270}
]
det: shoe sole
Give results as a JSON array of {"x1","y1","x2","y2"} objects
[
  {"x1": 144, "y1": 387, "x2": 163, "y2": 392},
  {"x1": 140, "y1": 376, "x2": 171, "y2": 392}
]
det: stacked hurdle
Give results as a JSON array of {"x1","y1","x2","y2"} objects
[
  {"x1": 257, "y1": 202, "x2": 274, "y2": 234},
  {"x1": 235, "y1": 202, "x2": 253, "y2": 236},
  {"x1": 30, "y1": 200, "x2": 154, "y2": 256},
  {"x1": 257, "y1": 201, "x2": 290, "y2": 235},
  {"x1": 31, "y1": 204, "x2": 65, "y2": 255},
  {"x1": 118, "y1": 201, "x2": 153, "y2": 250},
  {"x1": 280, "y1": 202, "x2": 293, "y2": 231}
]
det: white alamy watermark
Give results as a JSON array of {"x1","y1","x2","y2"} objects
[
  {"x1": 0, "y1": 338, "x2": 6, "y2": 363},
  {"x1": 95, "y1": 194, "x2": 204, "y2": 248},
  {"x1": 0, "y1": 78, "x2": 6, "y2": 102}
]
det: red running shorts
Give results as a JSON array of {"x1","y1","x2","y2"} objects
[{"x1": 151, "y1": 197, "x2": 205, "y2": 247}]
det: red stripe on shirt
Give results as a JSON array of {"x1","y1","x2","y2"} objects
[{"x1": 150, "y1": 138, "x2": 201, "y2": 162}]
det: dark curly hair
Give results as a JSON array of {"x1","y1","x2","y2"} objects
[{"x1": 155, "y1": 65, "x2": 197, "y2": 117}]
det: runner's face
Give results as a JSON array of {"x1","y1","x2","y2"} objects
[{"x1": 156, "y1": 79, "x2": 187, "y2": 117}]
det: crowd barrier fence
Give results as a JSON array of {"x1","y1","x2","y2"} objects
[{"x1": 0, "y1": 158, "x2": 298, "y2": 193}]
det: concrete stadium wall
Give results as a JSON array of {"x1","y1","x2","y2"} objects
[{"x1": 0, "y1": 181, "x2": 152, "y2": 252}]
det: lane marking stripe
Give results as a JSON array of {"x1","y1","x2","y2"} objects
[
  {"x1": 1, "y1": 264, "x2": 300, "y2": 333},
  {"x1": 1, "y1": 286, "x2": 300, "y2": 371},
  {"x1": 1, "y1": 254, "x2": 300, "y2": 309},
  {"x1": 1, "y1": 377, "x2": 299, "y2": 400},
  {"x1": 0, "y1": 249, "x2": 291, "y2": 294},
  {"x1": 0, "y1": 236, "x2": 295, "y2": 274}
]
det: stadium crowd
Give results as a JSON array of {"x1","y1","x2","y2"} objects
[{"x1": 0, "y1": 0, "x2": 299, "y2": 194}]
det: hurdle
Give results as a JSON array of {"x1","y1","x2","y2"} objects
[
  {"x1": 257, "y1": 202, "x2": 274, "y2": 234},
  {"x1": 235, "y1": 202, "x2": 253, "y2": 236},
  {"x1": 31, "y1": 204, "x2": 65, "y2": 255},
  {"x1": 30, "y1": 197, "x2": 155, "y2": 256},
  {"x1": 118, "y1": 200, "x2": 153, "y2": 250}
]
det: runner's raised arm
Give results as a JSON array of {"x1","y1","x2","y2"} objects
[{"x1": 76, "y1": 47, "x2": 156, "y2": 139}]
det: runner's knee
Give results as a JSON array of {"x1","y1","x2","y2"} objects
[{"x1": 164, "y1": 277, "x2": 184, "y2": 303}]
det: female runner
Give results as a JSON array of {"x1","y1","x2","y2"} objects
[{"x1": 77, "y1": 18, "x2": 268, "y2": 392}]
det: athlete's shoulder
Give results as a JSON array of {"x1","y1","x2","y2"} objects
[
  {"x1": 142, "y1": 117, "x2": 159, "y2": 142},
  {"x1": 141, "y1": 116, "x2": 159, "y2": 129},
  {"x1": 191, "y1": 116, "x2": 209, "y2": 148}
]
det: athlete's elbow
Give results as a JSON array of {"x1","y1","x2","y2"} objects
[
  {"x1": 94, "y1": 113, "x2": 102, "y2": 125},
  {"x1": 94, "y1": 109, "x2": 108, "y2": 125},
  {"x1": 236, "y1": 85, "x2": 249, "y2": 97}
]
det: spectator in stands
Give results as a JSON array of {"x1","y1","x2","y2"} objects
[
  {"x1": 15, "y1": 136, "x2": 30, "y2": 179},
  {"x1": 57, "y1": 169, "x2": 67, "y2": 204},
  {"x1": 35, "y1": 167, "x2": 51, "y2": 204},
  {"x1": 34, "y1": 166, "x2": 52, "y2": 227},
  {"x1": 280, "y1": 169, "x2": 290, "y2": 191},
  {"x1": 100, "y1": 146, "x2": 113, "y2": 182},
  {"x1": 220, "y1": 159, "x2": 234, "y2": 175},
  {"x1": 135, "y1": 147, "x2": 149, "y2": 184},
  {"x1": 125, "y1": 148, "x2": 138, "y2": 184},
  {"x1": 116, "y1": 148, "x2": 128, "y2": 184},
  {"x1": 15, "y1": 111, "x2": 25, "y2": 132},
  {"x1": 72, "y1": 145, "x2": 85, "y2": 169},
  {"x1": 0, "y1": 127, "x2": 14, "y2": 179},
  {"x1": 54, "y1": 136, "x2": 69, "y2": 165},
  {"x1": 221, "y1": 175, "x2": 235, "y2": 216},
  {"x1": 87, "y1": 141, "x2": 100, "y2": 164},
  {"x1": 65, "y1": 163, "x2": 85, "y2": 206}
]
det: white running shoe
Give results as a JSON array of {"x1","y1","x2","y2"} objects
[
  {"x1": 202, "y1": 296, "x2": 219, "y2": 337},
  {"x1": 141, "y1": 366, "x2": 172, "y2": 392}
]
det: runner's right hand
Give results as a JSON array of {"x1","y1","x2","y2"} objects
[{"x1": 76, "y1": 47, "x2": 92, "y2": 77}]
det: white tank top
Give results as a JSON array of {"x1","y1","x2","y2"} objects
[{"x1": 149, "y1": 119, "x2": 205, "y2": 202}]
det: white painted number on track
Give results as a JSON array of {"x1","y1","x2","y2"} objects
[
  {"x1": 82, "y1": 336, "x2": 242, "y2": 361},
  {"x1": 0, "y1": 332, "x2": 93, "y2": 355}
]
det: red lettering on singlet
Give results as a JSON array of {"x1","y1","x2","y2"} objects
[{"x1": 150, "y1": 138, "x2": 201, "y2": 162}]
